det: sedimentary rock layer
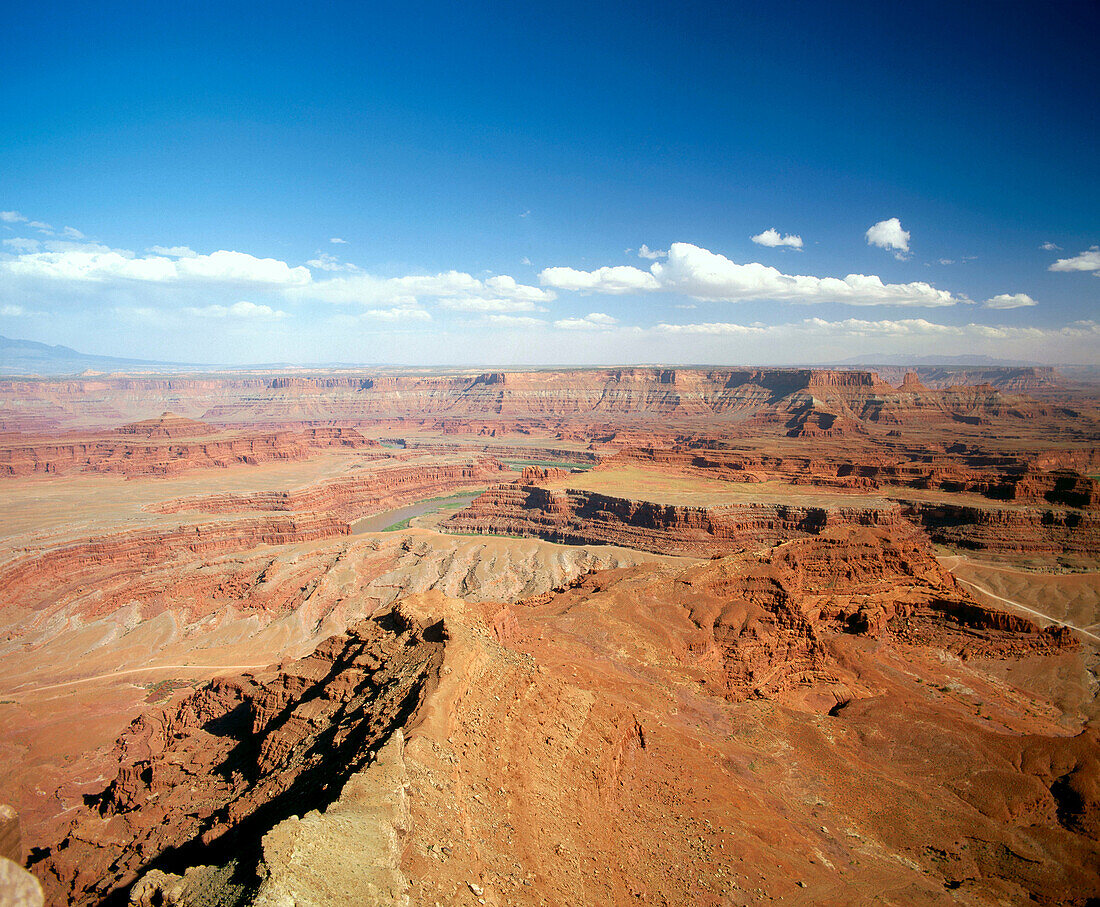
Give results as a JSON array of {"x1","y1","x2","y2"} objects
[
  {"x1": 150, "y1": 458, "x2": 510, "y2": 520},
  {"x1": 607, "y1": 445, "x2": 1100, "y2": 506},
  {"x1": 0, "y1": 514, "x2": 350, "y2": 605},
  {"x1": 0, "y1": 367, "x2": 1075, "y2": 434},
  {"x1": 33, "y1": 606, "x2": 443, "y2": 905},
  {"x1": 444, "y1": 483, "x2": 905, "y2": 555},
  {"x1": 0, "y1": 423, "x2": 382, "y2": 478}
]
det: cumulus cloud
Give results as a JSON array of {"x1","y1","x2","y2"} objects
[
  {"x1": 539, "y1": 264, "x2": 660, "y2": 294},
  {"x1": 147, "y1": 245, "x2": 198, "y2": 258},
  {"x1": 1, "y1": 248, "x2": 312, "y2": 286},
  {"x1": 553, "y1": 312, "x2": 618, "y2": 330},
  {"x1": 751, "y1": 228, "x2": 803, "y2": 249},
  {"x1": 185, "y1": 301, "x2": 289, "y2": 319},
  {"x1": 1040, "y1": 241, "x2": 1061, "y2": 251},
  {"x1": 637, "y1": 244, "x2": 667, "y2": 259},
  {"x1": 865, "y1": 218, "x2": 910, "y2": 257},
  {"x1": 0, "y1": 211, "x2": 26, "y2": 223},
  {"x1": 360, "y1": 307, "x2": 431, "y2": 322},
  {"x1": 984, "y1": 293, "x2": 1037, "y2": 309},
  {"x1": 652, "y1": 321, "x2": 765, "y2": 335},
  {"x1": 330, "y1": 237, "x2": 348, "y2": 244},
  {"x1": 296, "y1": 269, "x2": 554, "y2": 309},
  {"x1": 542, "y1": 242, "x2": 960, "y2": 307},
  {"x1": 438, "y1": 297, "x2": 545, "y2": 313},
  {"x1": 1050, "y1": 246, "x2": 1100, "y2": 272}
]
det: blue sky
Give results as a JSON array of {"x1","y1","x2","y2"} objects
[{"x1": 1, "y1": 1, "x2": 1098, "y2": 365}]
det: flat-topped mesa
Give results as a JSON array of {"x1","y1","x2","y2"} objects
[
  {"x1": 898, "y1": 371, "x2": 929, "y2": 392},
  {"x1": 1, "y1": 367, "x2": 1074, "y2": 434},
  {"x1": 603, "y1": 445, "x2": 1100, "y2": 506},
  {"x1": 805, "y1": 369, "x2": 892, "y2": 391},
  {"x1": 514, "y1": 465, "x2": 572, "y2": 485},
  {"x1": 444, "y1": 483, "x2": 906, "y2": 556},
  {"x1": 114, "y1": 412, "x2": 217, "y2": 438},
  {"x1": 0, "y1": 514, "x2": 350, "y2": 606},
  {"x1": 149, "y1": 458, "x2": 511, "y2": 520}
]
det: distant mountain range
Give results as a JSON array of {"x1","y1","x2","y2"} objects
[{"x1": 0, "y1": 335, "x2": 192, "y2": 375}]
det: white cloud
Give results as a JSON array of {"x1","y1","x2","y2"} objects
[
  {"x1": 360, "y1": 307, "x2": 431, "y2": 322},
  {"x1": 147, "y1": 245, "x2": 198, "y2": 258},
  {"x1": 3, "y1": 237, "x2": 40, "y2": 252},
  {"x1": 306, "y1": 251, "x2": 360, "y2": 273},
  {"x1": 938, "y1": 258, "x2": 954, "y2": 265},
  {"x1": 485, "y1": 314, "x2": 547, "y2": 328},
  {"x1": 1, "y1": 248, "x2": 312, "y2": 286},
  {"x1": 751, "y1": 228, "x2": 803, "y2": 249},
  {"x1": 438, "y1": 297, "x2": 545, "y2": 313},
  {"x1": 296, "y1": 269, "x2": 554, "y2": 309},
  {"x1": 540, "y1": 264, "x2": 660, "y2": 294},
  {"x1": 330, "y1": 237, "x2": 348, "y2": 244},
  {"x1": 1050, "y1": 246, "x2": 1100, "y2": 272},
  {"x1": 652, "y1": 321, "x2": 765, "y2": 335},
  {"x1": 0, "y1": 211, "x2": 26, "y2": 223},
  {"x1": 521, "y1": 256, "x2": 532, "y2": 266},
  {"x1": 185, "y1": 301, "x2": 289, "y2": 319},
  {"x1": 637, "y1": 244, "x2": 667, "y2": 259},
  {"x1": 27, "y1": 221, "x2": 54, "y2": 234},
  {"x1": 1040, "y1": 241, "x2": 1061, "y2": 251},
  {"x1": 554, "y1": 312, "x2": 618, "y2": 331},
  {"x1": 1, "y1": 304, "x2": 26, "y2": 316},
  {"x1": 865, "y1": 218, "x2": 910, "y2": 258},
  {"x1": 984, "y1": 293, "x2": 1037, "y2": 309},
  {"x1": 60, "y1": 226, "x2": 84, "y2": 240},
  {"x1": 542, "y1": 242, "x2": 960, "y2": 307}
]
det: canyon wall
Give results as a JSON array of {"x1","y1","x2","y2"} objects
[
  {"x1": 149, "y1": 458, "x2": 509, "y2": 520},
  {"x1": 444, "y1": 484, "x2": 905, "y2": 556}
]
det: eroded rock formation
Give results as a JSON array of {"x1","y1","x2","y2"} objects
[{"x1": 33, "y1": 606, "x2": 443, "y2": 905}]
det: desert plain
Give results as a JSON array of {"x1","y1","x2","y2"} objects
[{"x1": 0, "y1": 365, "x2": 1097, "y2": 905}]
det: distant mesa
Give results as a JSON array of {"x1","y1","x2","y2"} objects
[
  {"x1": 898, "y1": 371, "x2": 929, "y2": 392},
  {"x1": 114, "y1": 412, "x2": 217, "y2": 438}
]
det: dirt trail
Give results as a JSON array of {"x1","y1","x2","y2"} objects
[
  {"x1": 4, "y1": 663, "x2": 271, "y2": 698},
  {"x1": 948, "y1": 573, "x2": 1100, "y2": 643}
]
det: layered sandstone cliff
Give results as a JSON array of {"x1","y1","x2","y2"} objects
[
  {"x1": 0, "y1": 423, "x2": 383, "y2": 478},
  {"x1": 149, "y1": 458, "x2": 510, "y2": 520},
  {"x1": 33, "y1": 606, "x2": 443, "y2": 905},
  {"x1": 443, "y1": 483, "x2": 905, "y2": 555},
  {"x1": 0, "y1": 514, "x2": 350, "y2": 606}
]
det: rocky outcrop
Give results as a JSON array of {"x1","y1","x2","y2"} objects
[
  {"x1": 0, "y1": 515, "x2": 350, "y2": 605},
  {"x1": 606, "y1": 445, "x2": 1100, "y2": 506},
  {"x1": 33, "y1": 607, "x2": 443, "y2": 906},
  {"x1": 0, "y1": 806, "x2": 20, "y2": 864},
  {"x1": 1, "y1": 367, "x2": 1077, "y2": 435},
  {"x1": 902, "y1": 499, "x2": 1100, "y2": 554},
  {"x1": 514, "y1": 465, "x2": 571, "y2": 484},
  {"x1": 444, "y1": 483, "x2": 906, "y2": 556},
  {"x1": 0, "y1": 425, "x2": 382, "y2": 478},
  {"x1": 150, "y1": 459, "x2": 510, "y2": 520}
]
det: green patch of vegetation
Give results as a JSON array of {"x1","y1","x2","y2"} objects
[
  {"x1": 502, "y1": 459, "x2": 594, "y2": 471},
  {"x1": 381, "y1": 517, "x2": 413, "y2": 532}
]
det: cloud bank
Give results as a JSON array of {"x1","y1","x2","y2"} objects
[{"x1": 541, "y1": 242, "x2": 960, "y2": 307}]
